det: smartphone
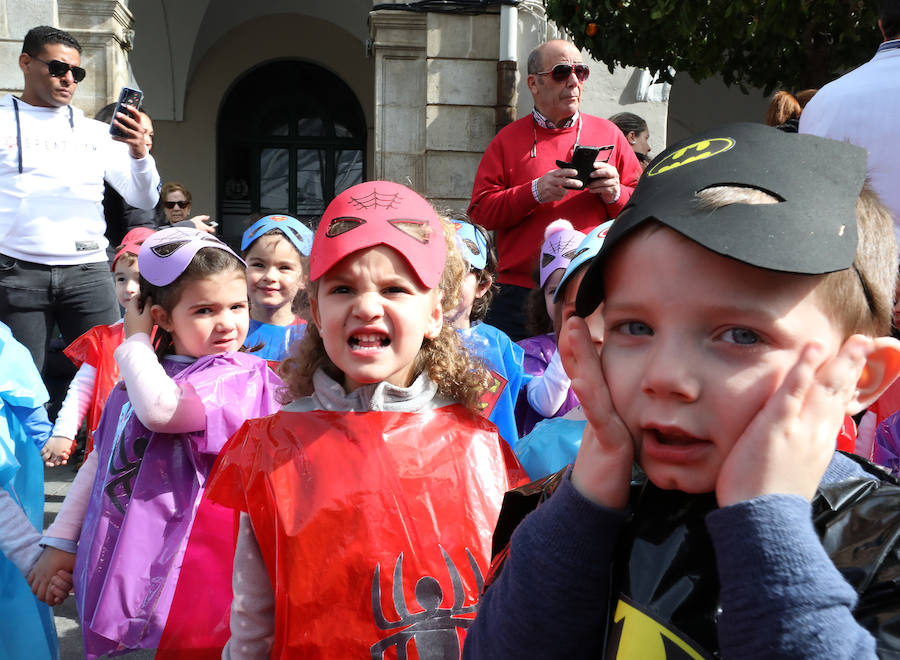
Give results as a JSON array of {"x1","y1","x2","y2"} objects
[
  {"x1": 557, "y1": 144, "x2": 614, "y2": 188},
  {"x1": 109, "y1": 87, "x2": 143, "y2": 138}
]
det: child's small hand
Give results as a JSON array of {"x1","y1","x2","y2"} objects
[
  {"x1": 40, "y1": 435, "x2": 73, "y2": 467},
  {"x1": 124, "y1": 294, "x2": 154, "y2": 338},
  {"x1": 46, "y1": 569, "x2": 74, "y2": 606},
  {"x1": 560, "y1": 315, "x2": 633, "y2": 509},
  {"x1": 28, "y1": 547, "x2": 76, "y2": 604},
  {"x1": 716, "y1": 338, "x2": 870, "y2": 507}
]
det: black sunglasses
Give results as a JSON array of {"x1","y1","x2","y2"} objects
[
  {"x1": 33, "y1": 57, "x2": 86, "y2": 83},
  {"x1": 536, "y1": 63, "x2": 590, "y2": 83},
  {"x1": 164, "y1": 200, "x2": 190, "y2": 209}
]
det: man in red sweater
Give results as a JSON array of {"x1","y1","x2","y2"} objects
[{"x1": 468, "y1": 40, "x2": 642, "y2": 340}]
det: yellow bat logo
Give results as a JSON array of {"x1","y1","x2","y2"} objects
[
  {"x1": 607, "y1": 598, "x2": 712, "y2": 660},
  {"x1": 646, "y1": 138, "x2": 735, "y2": 177}
]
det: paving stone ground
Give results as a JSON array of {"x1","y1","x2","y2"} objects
[{"x1": 44, "y1": 462, "x2": 84, "y2": 659}]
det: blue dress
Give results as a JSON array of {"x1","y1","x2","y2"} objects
[
  {"x1": 243, "y1": 318, "x2": 307, "y2": 361},
  {"x1": 0, "y1": 322, "x2": 58, "y2": 660},
  {"x1": 459, "y1": 322, "x2": 531, "y2": 448}
]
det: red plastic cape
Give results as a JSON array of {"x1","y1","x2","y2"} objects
[
  {"x1": 63, "y1": 322, "x2": 125, "y2": 456},
  {"x1": 205, "y1": 406, "x2": 525, "y2": 659},
  {"x1": 836, "y1": 414, "x2": 856, "y2": 454}
]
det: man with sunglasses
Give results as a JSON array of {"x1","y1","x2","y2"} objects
[
  {"x1": 469, "y1": 40, "x2": 641, "y2": 341},
  {"x1": 0, "y1": 26, "x2": 160, "y2": 373}
]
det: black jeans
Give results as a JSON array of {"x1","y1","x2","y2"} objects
[{"x1": 0, "y1": 254, "x2": 119, "y2": 372}]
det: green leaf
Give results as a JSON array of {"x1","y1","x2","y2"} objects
[{"x1": 544, "y1": 0, "x2": 881, "y2": 89}]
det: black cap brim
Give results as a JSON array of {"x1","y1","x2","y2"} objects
[{"x1": 576, "y1": 123, "x2": 866, "y2": 317}]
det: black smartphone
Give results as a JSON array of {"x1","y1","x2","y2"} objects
[
  {"x1": 557, "y1": 145, "x2": 614, "y2": 188},
  {"x1": 109, "y1": 87, "x2": 143, "y2": 138}
]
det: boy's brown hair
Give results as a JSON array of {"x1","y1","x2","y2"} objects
[
  {"x1": 279, "y1": 219, "x2": 493, "y2": 410},
  {"x1": 696, "y1": 184, "x2": 897, "y2": 338},
  {"x1": 113, "y1": 251, "x2": 138, "y2": 270},
  {"x1": 576, "y1": 124, "x2": 895, "y2": 333}
]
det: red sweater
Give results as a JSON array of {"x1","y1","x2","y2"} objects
[{"x1": 468, "y1": 113, "x2": 642, "y2": 287}]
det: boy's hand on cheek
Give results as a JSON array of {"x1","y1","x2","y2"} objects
[
  {"x1": 561, "y1": 316, "x2": 633, "y2": 509},
  {"x1": 716, "y1": 338, "x2": 870, "y2": 507}
]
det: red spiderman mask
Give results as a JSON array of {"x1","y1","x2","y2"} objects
[{"x1": 309, "y1": 181, "x2": 447, "y2": 289}]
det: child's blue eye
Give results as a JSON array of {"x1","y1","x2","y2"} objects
[
  {"x1": 620, "y1": 321, "x2": 652, "y2": 336},
  {"x1": 721, "y1": 327, "x2": 759, "y2": 345}
]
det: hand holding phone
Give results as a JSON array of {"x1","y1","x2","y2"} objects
[
  {"x1": 557, "y1": 145, "x2": 614, "y2": 189},
  {"x1": 109, "y1": 87, "x2": 143, "y2": 138}
]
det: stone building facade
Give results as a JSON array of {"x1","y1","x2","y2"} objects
[{"x1": 1, "y1": 1, "x2": 768, "y2": 245}]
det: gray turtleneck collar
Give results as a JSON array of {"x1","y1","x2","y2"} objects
[{"x1": 282, "y1": 369, "x2": 453, "y2": 413}]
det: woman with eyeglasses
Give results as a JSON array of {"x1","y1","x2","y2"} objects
[
  {"x1": 161, "y1": 182, "x2": 192, "y2": 224},
  {"x1": 159, "y1": 182, "x2": 216, "y2": 234}
]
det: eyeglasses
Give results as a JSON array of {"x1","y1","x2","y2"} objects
[
  {"x1": 33, "y1": 57, "x2": 86, "y2": 83},
  {"x1": 535, "y1": 63, "x2": 590, "y2": 83},
  {"x1": 164, "y1": 200, "x2": 190, "y2": 209}
]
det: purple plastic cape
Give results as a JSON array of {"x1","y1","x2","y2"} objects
[
  {"x1": 73, "y1": 352, "x2": 282, "y2": 658},
  {"x1": 875, "y1": 410, "x2": 900, "y2": 475}
]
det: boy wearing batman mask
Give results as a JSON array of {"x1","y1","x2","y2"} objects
[{"x1": 464, "y1": 123, "x2": 900, "y2": 659}]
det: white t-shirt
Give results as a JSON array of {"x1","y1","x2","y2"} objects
[
  {"x1": 0, "y1": 94, "x2": 160, "y2": 265},
  {"x1": 800, "y1": 41, "x2": 900, "y2": 245}
]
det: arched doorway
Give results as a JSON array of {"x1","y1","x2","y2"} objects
[{"x1": 217, "y1": 59, "x2": 366, "y2": 241}]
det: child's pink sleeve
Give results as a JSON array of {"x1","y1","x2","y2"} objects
[
  {"x1": 44, "y1": 450, "x2": 99, "y2": 543},
  {"x1": 51, "y1": 362, "x2": 97, "y2": 440},
  {"x1": 222, "y1": 513, "x2": 275, "y2": 659},
  {"x1": 526, "y1": 349, "x2": 572, "y2": 417},
  {"x1": 114, "y1": 333, "x2": 206, "y2": 433},
  {"x1": 0, "y1": 488, "x2": 42, "y2": 576}
]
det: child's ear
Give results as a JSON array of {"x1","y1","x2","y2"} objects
[
  {"x1": 150, "y1": 304, "x2": 171, "y2": 332},
  {"x1": 475, "y1": 273, "x2": 493, "y2": 299},
  {"x1": 848, "y1": 336, "x2": 900, "y2": 414},
  {"x1": 424, "y1": 290, "x2": 443, "y2": 340}
]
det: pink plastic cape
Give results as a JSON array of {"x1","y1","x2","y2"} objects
[{"x1": 73, "y1": 352, "x2": 282, "y2": 658}]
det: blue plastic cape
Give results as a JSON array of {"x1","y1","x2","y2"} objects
[
  {"x1": 514, "y1": 417, "x2": 585, "y2": 480},
  {"x1": 243, "y1": 318, "x2": 306, "y2": 361},
  {"x1": 459, "y1": 323, "x2": 531, "y2": 448},
  {"x1": 0, "y1": 322, "x2": 58, "y2": 660}
]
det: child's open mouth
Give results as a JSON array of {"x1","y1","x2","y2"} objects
[
  {"x1": 655, "y1": 432, "x2": 698, "y2": 446},
  {"x1": 349, "y1": 333, "x2": 390, "y2": 350},
  {"x1": 642, "y1": 428, "x2": 712, "y2": 463}
]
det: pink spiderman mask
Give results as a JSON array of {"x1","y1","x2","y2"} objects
[{"x1": 309, "y1": 181, "x2": 446, "y2": 289}]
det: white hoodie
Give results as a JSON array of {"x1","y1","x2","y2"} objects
[{"x1": 0, "y1": 94, "x2": 160, "y2": 265}]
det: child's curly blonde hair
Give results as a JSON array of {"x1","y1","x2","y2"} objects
[{"x1": 279, "y1": 218, "x2": 493, "y2": 411}]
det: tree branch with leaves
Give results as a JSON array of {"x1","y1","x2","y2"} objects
[{"x1": 546, "y1": 0, "x2": 881, "y2": 94}]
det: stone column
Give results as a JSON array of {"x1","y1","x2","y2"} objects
[
  {"x1": 424, "y1": 12, "x2": 499, "y2": 211},
  {"x1": 0, "y1": 0, "x2": 57, "y2": 96},
  {"x1": 369, "y1": 9, "x2": 427, "y2": 192},
  {"x1": 58, "y1": 0, "x2": 134, "y2": 118}
]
